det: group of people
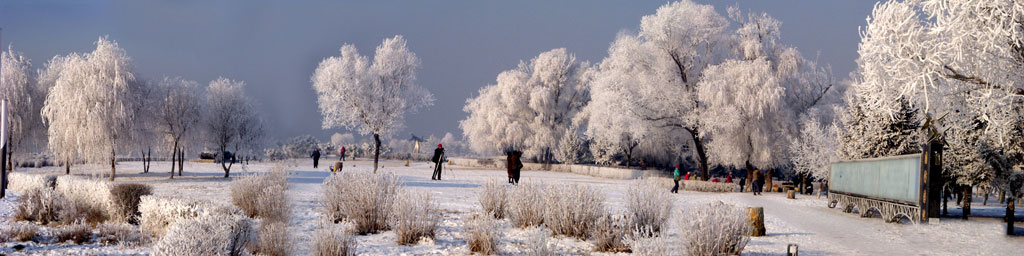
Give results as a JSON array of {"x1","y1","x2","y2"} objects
[
  {"x1": 309, "y1": 146, "x2": 347, "y2": 172},
  {"x1": 671, "y1": 166, "x2": 768, "y2": 195}
]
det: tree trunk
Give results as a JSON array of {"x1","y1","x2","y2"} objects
[
  {"x1": 221, "y1": 147, "x2": 233, "y2": 178},
  {"x1": 744, "y1": 161, "x2": 754, "y2": 192},
  {"x1": 65, "y1": 158, "x2": 71, "y2": 175},
  {"x1": 685, "y1": 128, "x2": 709, "y2": 181},
  {"x1": 962, "y1": 186, "x2": 972, "y2": 220},
  {"x1": 178, "y1": 147, "x2": 184, "y2": 176},
  {"x1": 170, "y1": 142, "x2": 177, "y2": 176},
  {"x1": 545, "y1": 148, "x2": 552, "y2": 170},
  {"x1": 1008, "y1": 196, "x2": 1016, "y2": 236},
  {"x1": 373, "y1": 133, "x2": 381, "y2": 173},
  {"x1": 765, "y1": 169, "x2": 775, "y2": 193},
  {"x1": 110, "y1": 149, "x2": 117, "y2": 181},
  {"x1": 943, "y1": 186, "x2": 949, "y2": 216}
]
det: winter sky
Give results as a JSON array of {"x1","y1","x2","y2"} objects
[{"x1": 0, "y1": 0, "x2": 874, "y2": 142}]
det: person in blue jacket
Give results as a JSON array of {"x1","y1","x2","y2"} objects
[{"x1": 671, "y1": 165, "x2": 682, "y2": 193}]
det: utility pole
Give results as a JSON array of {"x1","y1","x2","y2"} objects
[{"x1": 1, "y1": 27, "x2": 7, "y2": 199}]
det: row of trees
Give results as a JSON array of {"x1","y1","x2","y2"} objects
[
  {"x1": 461, "y1": 1, "x2": 841, "y2": 186},
  {"x1": 1, "y1": 37, "x2": 264, "y2": 180}
]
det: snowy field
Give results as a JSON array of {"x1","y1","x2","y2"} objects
[{"x1": 2, "y1": 159, "x2": 1023, "y2": 255}]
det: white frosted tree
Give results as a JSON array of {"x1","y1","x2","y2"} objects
[
  {"x1": 154, "y1": 76, "x2": 202, "y2": 178},
  {"x1": 0, "y1": 46, "x2": 46, "y2": 171},
  {"x1": 461, "y1": 48, "x2": 593, "y2": 166},
  {"x1": 312, "y1": 35, "x2": 434, "y2": 172},
  {"x1": 330, "y1": 133, "x2": 355, "y2": 148},
  {"x1": 854, "y1": 0, "x2": 1024, "y2": 229},
  {"x1": 789, "y1": 115, "x2": 840, "y2": 180},
  {"x1": 203, "y1": 77, "x2": 261, "y2": 177},
  {"x1": 40, "y1": 37, "x2": 143, "y2": 181}
]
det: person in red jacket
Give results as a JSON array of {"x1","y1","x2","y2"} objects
[
  {"x1": 683, "y1": 172, "x2": 691, "y2": 181},
  {"x1": 726, "y1": 173, "x2": 733, "y2": 183}
]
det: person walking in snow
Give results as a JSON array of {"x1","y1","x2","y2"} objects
[
  {"x1": 311, "y1": 148, "x2": 321, "y2": 169},
  {"x1": 510, "y1": 151, "x2": 523, "y2": 184},
  {"x1": 726, "y1": 173, "x2": 733, "y2": 183},
  {"x1": 431, "y1": 144, "x2": 446, "y2": 180},
  {"x1": 684, "y1": 172, "x2": 691, "y2": 181},
  {"x1": 739, "y1": 177, "x2": 747, "y2": 192},
  {"x1": 506, "y1": 151, "x2": 517, "y2": 184},
  {"x1": 339, "y1": 146, "x2": 346, "y2": 161},
  {"x1": 671, "y1": 165, "x2": 682, "y2": 193},
  {"x1": 752, "y1": 168, "x2": 763, "y2": 196}
]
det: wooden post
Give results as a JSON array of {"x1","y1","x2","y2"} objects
[
  {"x1": 748, "y1": 207, "x2": 766, "y2": 237},
  {"x1": 787, "y1": 189, "x2": 796, "y2": 199},
  {"x1": 404, "y1": 160, "x2": 409, "y2": 167},
  {"x1": 1007, "y1": 197, "x2": 1016, "y2": 236},
  {"x1": 962, "y1": 186, "x2": 972, "y2": 220}
]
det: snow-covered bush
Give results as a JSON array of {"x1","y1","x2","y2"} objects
[
  {"x1": 626, "y1": 179, "x2": 673, "y2": 236},
  {"x1": 255, "y1": 221, "x2": 291, "y2": 256},
  {"x1": 464, "y1": 214, "x2": 499, "y2": 255},
  {"x1": 281, "y1": 135, "x2": 320, "y2": 158},
  {"x1": 265, "y1": 148, "x2": 288, "y2": 161},
  {"x1": 591, "y1": 215, "x2": 630, "y2": 252},
  {"x1": 54, "y1": 221, "x2": 93, "y2": 244},
  {"x1": 231, "y1": 168, "x2": 289, "y2": 223},
  {"x1": 525, "y1": 228, "x2": 557, "y2": 256},
  {"x1": 683, "y1": 180, "x2": 739, "y2": 193},
  {"x1": 543, "y1": 184, "x2": 606, "y2": 239},
  {"x1": 555, "y1": 128, "x2": 588, "y2": 164},
  {"x1": 478, "y1": 180, "x2": 508, "y2": 219},
  {"x1": 312, "y1": 222, "x2": 357, "y2": 256},
  {"x1": 7, "y1": 172, "x2": 56, "y2": 193},
  {"x1": 678, "y1": 201, "x2": 752, "y2": 256},
  {"x1": 628, "y1": 234, "x2": 672, "y2": 256},
  {"x1": 139, "y1": 195, "x2": 235, "y2": 236},
  {"x1": 506, "y1": 183, "x2": 546, "y2": 227},
  {"x1": 13, "y1": 187, "x2": 70, "y2": 225},
  {"x1": 1, "y1": 221, "x2": 40, "y2": 242},
  {"x1": 56, "y1": 175, "x2": 113, "y2": 223},
  {"x1": 322, "y1": 172, "x2": 399, "y2": 234},
  {"x1": 110, "y1": 183, "x2": 153, "y2": 224},
  {"x1": 152, "y1": 212, "x2": 257, "y2": 256},
  {"x1": 95, "y1": 222, "x2": 145, "y2": 246},
  {"x1": 391, "y1": 192, "x2": 439, "y2": 245}
]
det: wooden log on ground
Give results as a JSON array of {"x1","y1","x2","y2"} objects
[
  {"x1": 748, "y1": 207, "x2": 766, "y2": 237},
  {"x1": 787, "y1": 189, "x2": 796, "y2": 199}
]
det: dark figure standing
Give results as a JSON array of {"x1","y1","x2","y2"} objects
[
  {"x1": 671, "y1": 165, "x2": 681, "y2": 193},
  {"x1": 752, "y1": 168, "x2": 763, "y2": 196},
  {"x1": 311, "y1": 148, "x2": 321, "y2": 169},
  {"x1": 339, "y1": 146, "x2": 346, "y2": 161},
  {"x1": 506, "y1": 152, "x2": 516, "y2": 184},
  {"x1": 431, "y1": 144, "x2": 446, "y2": 180},
  {"x1": 739, "y1": 177, "x2": 746, "y2": 192},
  {"x1": 509, "y1": 151, "x2": 523, "y2": 184}
]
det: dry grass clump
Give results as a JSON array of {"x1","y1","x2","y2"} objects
[
  {"x1": 152, "y1": 213, "x2": 257, "y2": 256},
  {"x1": 626, "y1": 179, "x2": 673, "y2": 236},
  {"x1": 628, "y1": 234, "x2": 672, "y2": 256},
  {"x1": 543, "y1": 184, "x2": 606, "y2": 239},
  {"x1": 312, "y1": 222, "x2": 357, "y2": 256},
  {"x1": 679, "y1": 201, "x2": 752, "y2": 256},
  {"x1": 591, "y1": 215, "x2": 630, "y2": 253},
  {"x1": 391, "y1": 192, "x2": 440, "y2": 245},
  {"x1": 7, "y1": 172, "x2": 57, "y2": 192},
  {"x1": 478, "y1": 180, "x2": 508, "y2": 219},
  {"x1": 95, "y1": 222, "x2": 145, "y2": 246},
  {"x1": 231, "y1": 166, "x2": 289, "y2": 223},
  {"x1": 464, "y1": 214, "x2": 499, "y2": 255},
  {"x1": 506, "y1": 183, "x2": 546, "y2": 227},
  {"x1": 525, "y1": 228, "x2": 557, "y2": 256},
  {"x1": 2, "y1": 221, "x2": 40, "y2": 242},
  {"x1": 56, "y1": 176, "x2": 113, "y2": 224},
  {"x1": 53, "y1": 221, "x2": 93, "y2": 244},
  {"x1": 13, "y1": 187, "x2": 71, "y2": 225},
  {"x1": 683, "y1": 180, "x2": 740, "y2": 193},
  {"x1": 110, "y1": 183, "x2": 153, "y2": 224},
  {"x1": 138, "y1": 195, "x2": 232, "y2": 236},
  {"x1": 254, "y1": 221, "x2": 292, "y2": 256},
  {"x1": 322, "y1": 172, "x2": 399, "y2": 235}
]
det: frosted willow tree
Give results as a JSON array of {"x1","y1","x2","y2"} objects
[
  {"x1": 789, "y1": 115, "x2": 840, "y2": 180},
  {"x1": 1, "y1": 46, "x2": 46, "y2": 171},
  {"x1": 204, "y1": 77, "x2": 262, "y2": 177},
  {"x1": 855, "y1": 0, "x2": 1024, "y2": 230},
  {"x1": 154, "y1": 77, "x2": 202, "y2": 178},
  {"x1": 312, "y1": 35, "x2": 433, "y2": 172},
  {"x1": 41, "y1": 37, "x2": 143, "y2": 181},
  {"x1": 461, "y1": 48, "x2": 593, "y2": 166}
]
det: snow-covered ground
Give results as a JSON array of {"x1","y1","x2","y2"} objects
[{"x1": 2, "y1": 159, "x2": 1023, "y2": 255}]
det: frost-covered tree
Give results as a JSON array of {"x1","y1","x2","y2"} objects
[
  {"x1": 789, "y1": 115, "x2": 840, "y2": 180},
  {"x1": 282, "y1": 135, "x2": 319, "y2": 158},
  {"x1": 130, "y1": 80, "x2": 158, "y2": 174},
  {"x1": 1, "y1": 46, "x2": 46, "y2": 171},
  {"x1": 153, "y1": 77, "x2": 202, "y2": 178},
  {"x1": 312, "y1": 35, "x2": 434, "y2": 173},
  {"x1": 203, "y1": 77, "x2": 261, "y2": 177},
  {"x1": 330, "y1": 133, "x2": 355, "y2": 148},
  {"x1": 41, "y1": 37, "x2": 143, "y2": 181},
  {"x1": 461, "y1": 48, "x2": 593, "y2": 166}
]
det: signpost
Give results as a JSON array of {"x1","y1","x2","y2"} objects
[{"x1": 827, "y1": 145, "x2": 943, "y2": 224}]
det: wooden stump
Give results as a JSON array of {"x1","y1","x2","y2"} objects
[
  {"x1": 404, "y1": 160, "x2": 410, "y2": 167},
  {"x1": 787, "y1": 190, "x2": 796, "y2": 199},
  {"x1": 748, "y1": 207, "x2": 766, "y2": 237}
]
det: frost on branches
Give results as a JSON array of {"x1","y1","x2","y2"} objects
[
  {"x1": 40, "y1": 37, "x2": 144, "y2": 181},
  {"x1": 1, "y1": 46, "x2": 46, "y2": 170},
  {"x1": 153, "y1": 77, "x2": 203, "y2": 177},
  {"x1": 203, "y1": 77, "x2": 263, "y2": 177},
  {"x1": 461, "y1": 48, "x2": 593, "y2": 163},
  {"x1": 312, "y1": 35, "x2": 433, "y2": 172}
]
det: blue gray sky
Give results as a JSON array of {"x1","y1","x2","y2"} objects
[{"x1": 0, "y1": 0, "x2": 875, "y2": 143}]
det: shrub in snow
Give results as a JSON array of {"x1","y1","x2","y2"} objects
[
  {"x1": 591, "y1": 215, "x2": 630, "y2": 253},
  {"x1": 96, "y1": 222, "x2": 145, "y2": 246},
  {"x1": 13, "y1": 187, "x2": 71, "y2": 225},
  {"x1": 543, "y1": 184, "x2": 606, "y2": 239},
  {"x1": 683, "y1": 180, "x2": 739, "y2": 193},
  {"x1": 152, "y1": 212, "x2": 257, "y2": 256},
  {"x1": 1, "y1": 221, "x2": 40, "y2": 242},
  {"x1": 478, "y1": 180, "x2": 508, "y2": 219},
  {"x1": 679, "y1": 201, "x2": 752, "y2": 256},
  {"x1": 110, "y1": 183, "x2": 153, "y2": 224},
  {"x1": 525, "y1": 227, "x2": 557, "y2": 256},
  {"x1": 138, "y1": 195, "x2": 238, "y2": 236},
  {"x1": 312, "y1": 222, "x2": 357, "y2": 256},
  {"x1": 255, "y1": 221, "x2": 291, "y2": 256},
  {"x1": 54, "y1": 221, "x2": 93, "y2": 244},
  {"x1": 627, "y1": 234, "x2": 672, "y2": 256},
  {"x1": 626, "y1": 179, "x2": 673, "y2": 236},
  {"x1": 7, "y1": 172, "x2": 56, "y2": 193},
  {"x1": 322, "y1": 172, "x2": 399, "y2": 234},
  {"x1": 463, "y1": 214, "x2": 499, "y2": 255},
  {"x1": 231, "y1": 168, "x2": 289, "y2": 223},
  {"x1": 391, "y1": 192, "x2": 440, "y2": 245},
  {"x1": 56, "y1": 175, "x2": 113, "y2": 223},
  {"x1": 506, "y1": 183, "x2": 546, "y2": 227}
]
